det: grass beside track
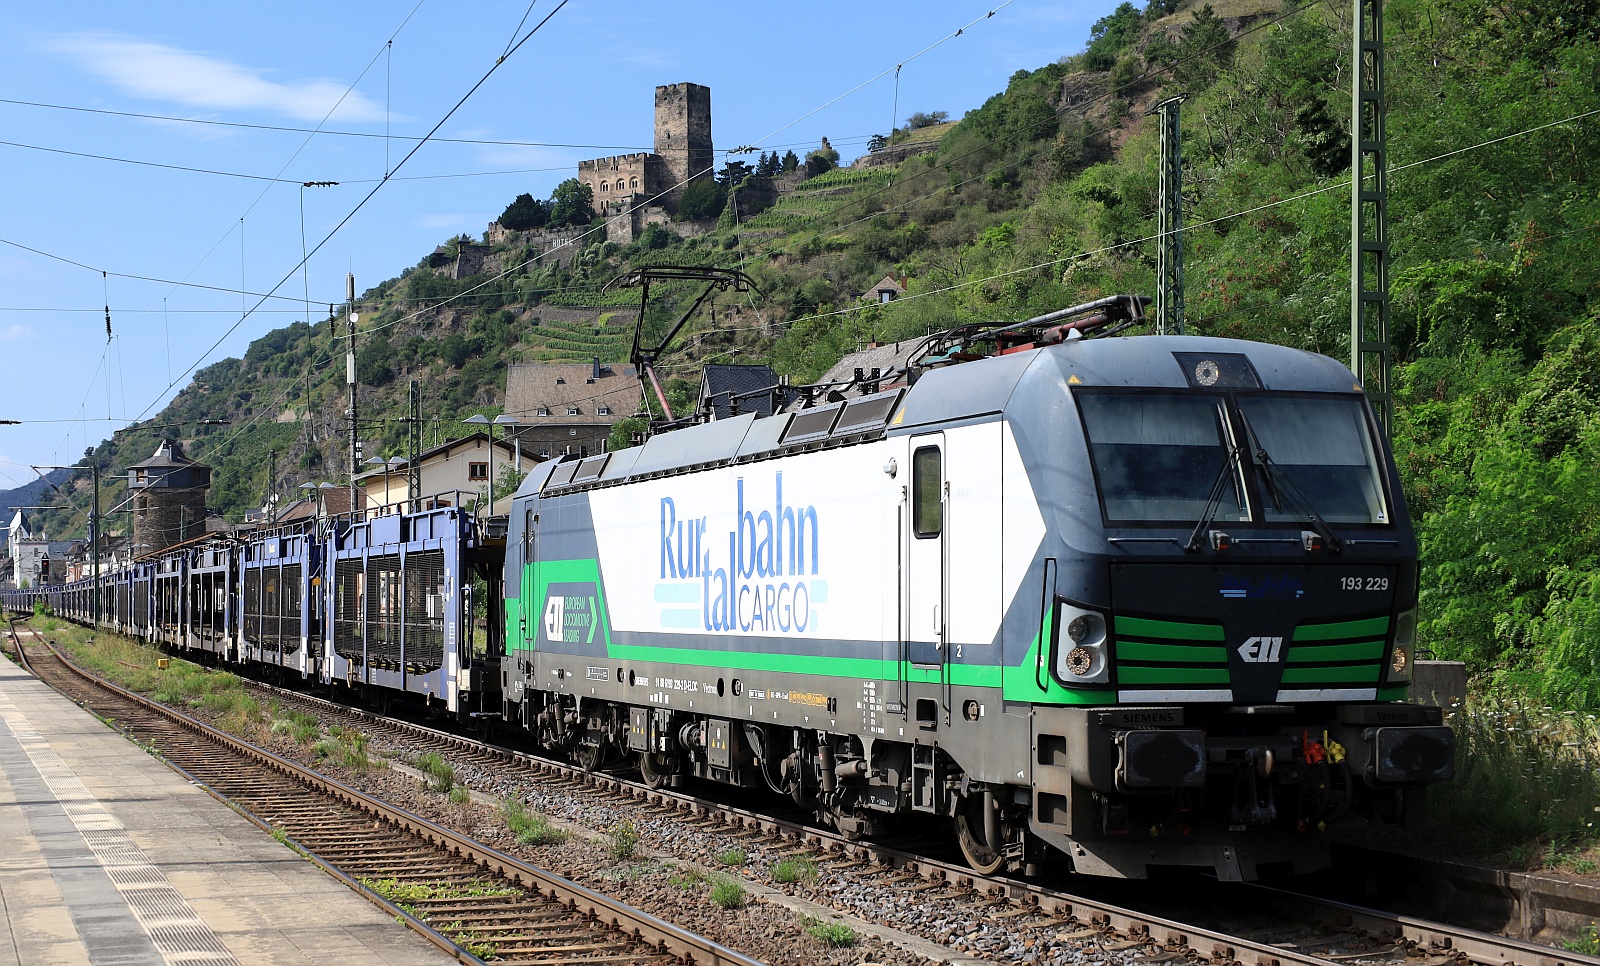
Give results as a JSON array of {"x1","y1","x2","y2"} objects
[
  {"x1": 1430, "y1": 695, "x2": 1600, "y2": 870},
  {"x1": 14, "y1": 618, "x2": 383, "y2": 768}
]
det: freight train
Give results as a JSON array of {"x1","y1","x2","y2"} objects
[{"x1": 6, "y1": 295, "x2": 1454, "y2": 881}]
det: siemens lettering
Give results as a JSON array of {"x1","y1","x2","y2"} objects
[{"x1": 658, "y1": 473, "x2": 820, "y2": 633}]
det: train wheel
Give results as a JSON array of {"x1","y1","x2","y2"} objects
[
  {"x1": 638, "y1": 752, "x2": 671, "y2": 789},
  {"x1": 576, "y1": 736, "x2": 607, "y2": 772},
  {"x1": 955, "y1": 794, "x2": 1006, "y2": 876}
]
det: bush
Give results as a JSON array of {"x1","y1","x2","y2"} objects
[{"x1": 498, "y1": 193, "x2": 549, "y2": 231}]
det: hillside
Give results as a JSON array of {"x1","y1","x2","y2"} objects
[{"x1": 23, "y1": 0, "x2": 1600, "y2": 710}]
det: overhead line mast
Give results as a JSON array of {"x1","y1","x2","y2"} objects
[
  {"x1": 1352, "y1": 0, "x2": 1392, "y2": 435},
  {"x1": 1148, "y1": 94, "x2": 1188, "y2": 336}
]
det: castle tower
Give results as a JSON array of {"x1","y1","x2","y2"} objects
[
  {"x1": 128, "y1": 439, "x2": 211, "y2": 558},
  {"x1": 653, "y1": 83, "x2": 713, "y2": 207}
]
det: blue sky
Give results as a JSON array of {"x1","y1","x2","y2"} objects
[{"x1": 0, "y1": 0, "x2": 1124, "y2": 484}]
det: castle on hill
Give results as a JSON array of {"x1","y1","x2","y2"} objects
[{"x1": 577, "y1": 82, "x2": 713, "y2": 243}]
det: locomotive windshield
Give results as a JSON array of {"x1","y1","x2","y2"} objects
[
  {"x1": 1079, "y1": 390, "x2": 1389, "y2": 527},
  {"x1": 1235, "y1": 395, "x2": 1389, "y2": 525},
  {"x1": 1078, "y1": 393, "x2": 1246, "y2": 523}
]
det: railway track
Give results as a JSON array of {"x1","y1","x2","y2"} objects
[
  {"x1": 5, "y1": 620, "x2": 762, "y2": 966},
  {"x1": 14, "y1": 618, "x2": 1600, "y2": 966},
  {"x1": 231, "y1": 657, "x2": 1600, "y2": 966}
]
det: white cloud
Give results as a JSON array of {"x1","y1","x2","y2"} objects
[
  {"x1": 0, "y1": 325, "x2": 33, "y2": 340},
  {"x1": 46, "y1": 33, "x2": 386, "y2": 123}
]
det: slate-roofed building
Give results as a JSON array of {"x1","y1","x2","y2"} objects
[
  {"x1": 698, "y1": 364, "x2": 781, "y2": 420},
  {"x1": 504, "y1": 359, "x2": 642, "y2": 458},
  {"x1": 815, "y1": 341, "x2": 922, "y2": 392}
]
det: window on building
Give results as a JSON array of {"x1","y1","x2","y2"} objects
[
  {"x1": 598, "y1": 406, "x2": 611, "y2": 416},
  {"x1": 538, "y1": 449, "x2": 550, "y2": 458},
  {"x1": 567, "y1": 406, "x2": 580, "y2": 415},
  {"x1": 600, "y1": 182, "x2": 608, "y2": 192},
  {"x1": 630, "y1": 177, "x2": 638, "y2": 189},
  {"x1": 537, "y1": 407, "x2": 550, "y2": 416},
  {"x1": 135, "y1": 469, "x2": 148, "y2": 484},
  {"x1": 615, "y1": 179, "x2": 624, "y2": 191},
  {"x1": 468, "y1": 462, "x2": 489, "y2": 481},
  {"x1": 569, "y1": 429, "x2": 578, "y2": 437}
]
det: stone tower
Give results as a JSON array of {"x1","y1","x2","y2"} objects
[
  {"x1": 128, "y1": 439, "x2": 211, "y2": 557},
  {"x1": 653, "y1": 83, "x2": 713, "y2": 206}
]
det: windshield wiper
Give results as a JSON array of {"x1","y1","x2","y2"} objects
[
  {"x1": 1184, "y1": 441, "x2": 1243, "y2": 553},
  {"x1": 1236, "y1": 410, "x2": 1343, "y2": 553}
]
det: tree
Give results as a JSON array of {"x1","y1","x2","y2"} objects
[
  {"x1": 355, "y1": 337, "x2": 395, "y2": 386},
  {"x1": 607, "y1": 415, "x2": 647, "y2": 453},
  {"x1": 756, "y1": 151, "x2": 779, "y2": 177},
  {"x1": 676, "y1": 176, "x2": 725, "y2": 220},
  {"x1": 780, "y1": 150, "x2": 800, "y2": 173},
  {"x1": 868, "y1": 133, "x2": 889, "y2": 153},
  {"x1": 442, "y1": 332, "x2": 473, "y2": 369},
  {"x1": 716, "y1": 160, "x2": 754, "y2": 187},
  {"x1": 904, "y1": 110, "x2": 950, "y2": 129},
  {"x1": 498, "y1": 193, "x2": 550, "y2": 231},
  {"x1": 1083, "y1": 1, "x2": 1143, "y2": 69},
  {"x1": 547, "y1": 178, "x2": 594, "y2": 228},
  {"x1": 1147, "y1": 4, "x2": 1235, "y2": 90}
]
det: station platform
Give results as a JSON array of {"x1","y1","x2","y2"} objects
[{"x1": 0, "y1": 652, "x2": 451, "y2": 966}]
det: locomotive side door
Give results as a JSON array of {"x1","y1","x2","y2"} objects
[
  {"x1": 518, "y1": 504, "x2": 539, "y2": 655},
  {"x1": 905, "y1": 435, "x2": 946, "y2": 669}
]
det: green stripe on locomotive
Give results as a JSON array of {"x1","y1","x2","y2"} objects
[{"x1": 508, "y1": 558, "x2": 1403, "y2": 706}]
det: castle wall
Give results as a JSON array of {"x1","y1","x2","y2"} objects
[{"x1": 579, "y1": 153, "x2": 652, "y2": 217}]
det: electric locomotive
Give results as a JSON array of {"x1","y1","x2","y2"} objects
[{"x1": 500, "y1": 295, "x2": 1453, "y2": 881}]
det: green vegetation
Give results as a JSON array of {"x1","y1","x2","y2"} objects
[
  {"x1": 1430, "y1": 696, "x2": 1600, "y2": 863},
  {"x1": 413, "y1": 751, "x2": 455, "y2": 793},
  {"x1": 313, "y1": 726, "x2": 379, "y2": 773},
  {"x1": 668, "y1": 865, "x2": 709, "y2": 890},
  {"x1": 804, "y1": 917, "x2": 857, "y2": 947},
  {"x1": 1565, "y1": 924, "x2": 1600, "y2": 956},
  {"x1": 715, "y1": 846, "x2": 747, "y2": 867},
  {"x1": 362, "y1": 877, "x2": 519, "y2": 903},
  {"x1": 269, "y1": 708, "x2": 322, "y2": 745},
  {"x1": 770, "y1": 856, "x2": 817, "y2": 885},
  {"x1": 710, "y1": 877, "x2": 747, "y2": 910},
  {"x1": 608, "y1": 818, "x2": 640, "y2": 860},
  {"x1": 501, "y1": 798, "x2": 567, "y2": 846}
]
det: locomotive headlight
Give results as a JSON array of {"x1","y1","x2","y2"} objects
[
  {"x1": 1067, "y1": 613, "x2": 1100, "y2": 643},
  {"x1": 1054, "y1": 600, "x2": 1110, "y2": 686},
  {"x1": 1385, "y1": 607, "x2": 1417, "y2": 685}
]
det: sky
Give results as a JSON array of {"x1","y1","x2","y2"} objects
[{"x1": 0, "y1": 0, "x2": 1126, "y2": 486}]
